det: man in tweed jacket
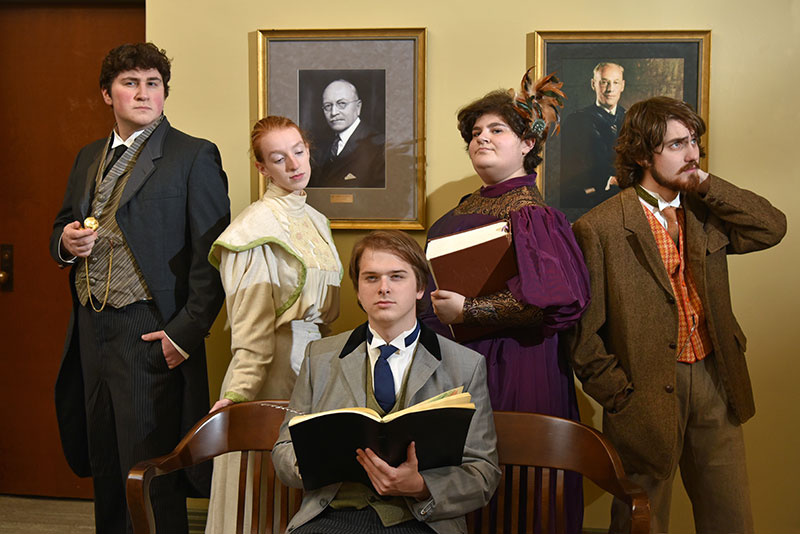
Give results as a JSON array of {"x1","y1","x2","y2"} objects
[{"x1": 565, "y1": 97, "x2": 786, "y2": 533}]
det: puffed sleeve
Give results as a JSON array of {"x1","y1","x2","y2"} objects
[
  {"x1": 218, "y1": 246, "x2": 280, "y2": 402},
  {"x1": 506, "y1": 205, "x2": 590, "y2": 335}
]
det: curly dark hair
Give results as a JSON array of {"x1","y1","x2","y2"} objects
[
  {"x1": 99, "y1": 43, "x2": 171, "y2": 98},
  {"x1": 456, "y1": 90, "x2": 543, "y2": 173},
  {"x1": 615, "y1": 96, "x2": 706, "y2": 188}
]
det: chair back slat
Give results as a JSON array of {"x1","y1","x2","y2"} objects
[
  {"x1": 250, "y1": 451, "x2": 263, "y2": 534},
  {"x1": 554, "y1": 468, "x2": 565, "y2": 534},
  {"x1": 235, "y1": 451, "x2": 249, "y2": 534},
  {"x1": 264, "y1": 455, "x2": 277, "y2": 534},
  {"x1": 540, "y1": 467, "x2": 551, "y2": 532},
  {"x1": 509, "y1": 466, "x2": 521, "y2": 533}
]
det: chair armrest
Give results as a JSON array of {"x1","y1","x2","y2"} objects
[
  {"x1": 618, "y1": 478, "x2": 650, "y2": 534},
  {"x1": 127, "y1": 457, "x2": 167, "y2": 533}
]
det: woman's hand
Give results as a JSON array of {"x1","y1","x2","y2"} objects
[
  {"x1": 430, "y1": 289, "x2": 466, "y2": 325},
  {"x1": 210, "y1": 398, "x2": 235, "y2": 414}
]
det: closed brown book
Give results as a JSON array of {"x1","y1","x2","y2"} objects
[{"x1": 426, "y1": 221, "x2": 518, "y2": 342}]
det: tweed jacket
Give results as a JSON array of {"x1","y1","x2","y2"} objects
[
  {"x1": 565, "y1": 175, "x2": 786, "y2": 478},
  {"x1": 49, "y1": 119, "x2": 230, "y2": 486},
  {"x1": 273, "y1": 322, "x2": 501, "y2": 534}
]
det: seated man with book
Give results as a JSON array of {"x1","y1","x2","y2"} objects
[{"x1": 273, "y1": 230, "x2": 500, "y2": 534}]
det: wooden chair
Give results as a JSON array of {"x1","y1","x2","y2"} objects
[
  {"x1": 467, "y1": 411, "x2": 650, "y2": 534},
  {"x1": 126, "y1": 400, "x2": 300, "y2": 534}
]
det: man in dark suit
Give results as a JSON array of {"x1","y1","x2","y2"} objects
[
  {"x1": 560, "y1": 62, "x2": 626, "y2": 210},
  {"x1": 49, "y1": 43, "x2": 230, "y2": 533},
  {"x1": 310, "y1": 79, "x2": 386, "y2": 188},
  {"x1": 273, "y1": 231, "x2": 499, "y2": 534},
  {"x1": 565, "y1": 97, "x2": 786, "y2": 532}
]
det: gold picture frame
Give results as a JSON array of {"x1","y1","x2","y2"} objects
[
  {"x1": 255, "y1": 28, "x2": 426, "y2": 230},
  {"x1": 528, "y1": 30, "x2": 711, "y2": 222}
]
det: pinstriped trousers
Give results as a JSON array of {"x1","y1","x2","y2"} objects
[
  {"x1": 78, "y1": 300, "x2": 188, "y2": 533},
  {"x1": 291, "y1": 507, "x2": 436, "y2": 533}
]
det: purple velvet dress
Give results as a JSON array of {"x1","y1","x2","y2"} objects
[{"x1": 422, "y1": 174, "x2": 590, "y2": 533}]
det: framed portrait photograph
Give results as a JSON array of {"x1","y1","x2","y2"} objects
[
  {"x1": 528, "y1": 30, "x2": 711, "y2": 221},
  {"x1": 256, "y1": 28, "x2": 426, "y2": 229}
]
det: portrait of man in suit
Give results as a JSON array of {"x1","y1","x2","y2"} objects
[
  {"x1": 565, "y1": 97, "x2": 786, "y2": 533},
  {"x1": 49, "y1": 42, "x2": 230, "y2": 533},
  {"x1": 560, "y1": 61, "x2": 627, "y2": 209},
  {"x1": 273, "y1": 230, "x2": 499, "y2": 534},
  {"x1": 305, "y1": 75, "x2": 386, "y2": 188}
]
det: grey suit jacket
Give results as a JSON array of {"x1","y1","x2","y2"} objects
[
  {"x1": 49, "y1": 118, "x2": 230, "y2": 489},
  {"x1": 273, "y1": 322, "x2": 500, "y2": 534},
  {"x1": 565, "y1": 175, "x2": 786, "y2": 478}
]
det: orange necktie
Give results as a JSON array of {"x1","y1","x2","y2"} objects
[{"x1": 661, "y1": 206, "x2": 680, "y2": 245}]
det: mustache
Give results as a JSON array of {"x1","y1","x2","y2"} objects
[{"x1": 680, "y1": 162, "x2": 699, "y2": 173}]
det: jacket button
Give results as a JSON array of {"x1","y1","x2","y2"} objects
[
  {"x1": 319, "y1": 498, "x2": 328, "y2": 507},
  {"x1": 665, "y1": 385, "x2": 674, "y2": 393},
  {"x1": 669, "y1": 342, "x2": 677, "y2": 349}
]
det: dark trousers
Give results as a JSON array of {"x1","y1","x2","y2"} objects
[
  {"x1": 292, "y1": 508, "x2": 436, "y2": 533},
  {"x1": 78, "y1": 301, "x2": 188, "y2": 534}
]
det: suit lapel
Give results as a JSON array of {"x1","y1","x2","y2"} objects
[
  {"x1": 79, "y1": 145, "x2": 105, "y2": 218},
  {"x1": 621, "y1": 187, "x2": 674, "y2": 297},
  {"x1": 404, "y1": 347, "x2": 441, "y2": 407},
  {"x1": 337, "y1": 122, "x2": 365, "y2": 160},
  {"x1": 682, "y1": 194, "x2": 709, "y2": 301},
  {"x1": 119, "y1": 119, "x2": 168, "y2": 208},
  {"x1": 337, "y1": 325, "x2": 369, "y2": 407},
  {"x1": 403, "y1": 324, "x2": 442, "y2": 406}
]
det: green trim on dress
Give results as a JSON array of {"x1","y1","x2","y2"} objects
[
  {"x1": 223, "y1": 391, "x2": 249, "y2": 403},
  {"x1": 208, "y1": 236, "x2": 308, "y2": 319}
]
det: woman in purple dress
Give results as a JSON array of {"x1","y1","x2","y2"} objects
[{"x1": 422, "y1": 71, "x2": 590, "y2": 533}]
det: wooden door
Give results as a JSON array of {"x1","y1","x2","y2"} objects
[{"x1": 0, "y1": 3, "x2": 144, "y2": 498}]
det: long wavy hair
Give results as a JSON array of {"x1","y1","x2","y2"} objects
[{"x1": 615, "y1": 97, "x2": 706, "y2": 188}]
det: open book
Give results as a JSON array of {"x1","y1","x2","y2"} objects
[
  {"x1": 288, "y1": 387, "x2": 475, "y2": 490},
  {"x1": 426, "y1": 220, "x2": 518, "y2": 341}
]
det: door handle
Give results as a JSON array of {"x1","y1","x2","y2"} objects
[{"x1": 1, "y1": 244, "x2": 12, "y2": 292}]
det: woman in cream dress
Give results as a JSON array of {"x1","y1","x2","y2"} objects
[{"x1": 205, "y1": 116, "x2": 342, "y2": 533}]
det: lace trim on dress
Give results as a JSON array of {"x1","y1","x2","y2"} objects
[
  {"x1": 463, "y1": 290, "x2": 543, "y2": 327},
  {"x1": 454, "y1": 184, "x2": 546, "y2": 219}
]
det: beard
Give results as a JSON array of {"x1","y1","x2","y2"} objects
[{"x1": 650, "y1": 161, "x2": 701, "y2": 193}]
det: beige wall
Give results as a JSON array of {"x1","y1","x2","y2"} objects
[{"x1": 149, "y1": 0, "x2": 799, "y2": 530}]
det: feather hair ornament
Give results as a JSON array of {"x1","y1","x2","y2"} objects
[{"x1": 509, "y1": 67, "x2": 566, "y2": 142}]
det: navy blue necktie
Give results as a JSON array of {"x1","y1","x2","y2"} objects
[
  {"x1": 370, "y1": 322, "x2": 421, "y2": 413},
  {"x1": 374, "y1": 344, "x2": 397, "y2": 412}
]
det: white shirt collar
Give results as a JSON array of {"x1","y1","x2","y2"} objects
[
  {"x1": 112, "y1": 128, "x2": 146, "y2": 148},
  {"x1": 639, "y1": 183, "x2": 681, "y2": 212},
  {"x1": 366, "y1": 321, "x2": 420, "y2": 394},
  {"x1": 337, "y1": 117, "x2": 361, "y2": 149},
  {"x1": 596, "y1": 101, "x2": 618, "y2": 116}
]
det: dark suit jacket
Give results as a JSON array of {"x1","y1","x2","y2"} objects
[
  {"x1": 565, "y1": 176, "x2": 786, "y2": 478},
  {"x1": 560, "y1": 104, "x2": 626, "y2": 209},
  {"x1": 273, "y1": 322, "x2": 500, "y2": 534},
  {"x1": 311, "y1": 122, "x2": 386, "y2": 188},
  {"x1": 49, "y1": 118, "x2": 230, "y2": 491}
]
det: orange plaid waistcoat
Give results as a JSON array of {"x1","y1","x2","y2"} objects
[{"x1": 643, "y1": 204, "x2": 713, "y2": 363}]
